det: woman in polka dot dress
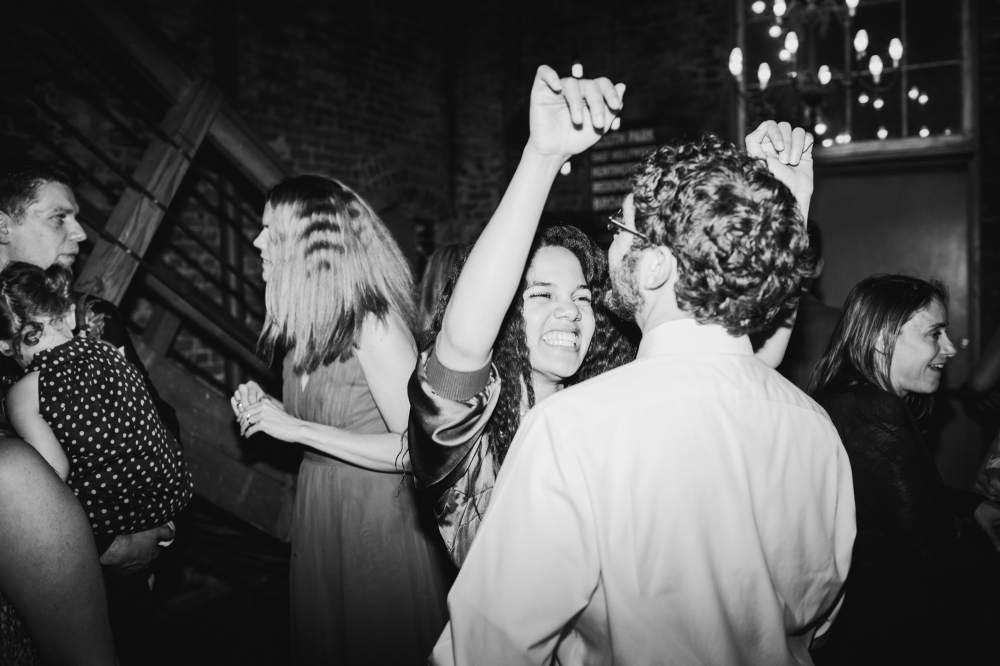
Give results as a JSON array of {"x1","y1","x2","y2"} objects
[{"x1": 0, "y1": 262, "x2": 192, "y2": 537}]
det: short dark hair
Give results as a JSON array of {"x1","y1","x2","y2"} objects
[
  {"x1": 630, "y1": 135, "x2": 815, "y2": 336},
  {"x1": 808, "y1": 274, "x2": 949, "y2": 415},
  {"x1": 0, "y1": 162, "x2": 77, "y2": 222}
]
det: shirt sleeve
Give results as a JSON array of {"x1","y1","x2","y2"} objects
[
  {"x1": 438, "y1": 406, "x2": 600, "y2": 666},
  {"x1": 407, "y1": 346, "x2": 499, "y2": 502},
  {"x1": 84, "y1": 297, "x2": 182, "y2": 443}
]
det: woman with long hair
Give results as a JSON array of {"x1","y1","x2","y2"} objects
[
  {"x1": 809, "y1": 274, "x2": 1000, "y2": 665},
  {"x1": 417, "y1": 243, "x2": 463, "y2": 335},
  {"x1": 231, "y1": 175, "x2": 451, "y2": 665},
  {"x1": 408, "y1": 67, "x2": 798, "y2": 568}
]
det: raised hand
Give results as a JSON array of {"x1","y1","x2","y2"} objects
[
  {"x1": 745, "y1": 120, "x2": 814, "y2": 219},
  {"x1": 527, "y1": 65, "x2": 626, "y2": 160}
]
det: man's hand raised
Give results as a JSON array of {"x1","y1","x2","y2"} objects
[
  {"x1": 526, "y1": 65, "x2": 625, "y2": 161},
  {"x1": 745, "y1": 120, "x2": 814, "y2": 220}
]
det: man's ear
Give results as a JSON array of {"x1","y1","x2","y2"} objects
[
  {"x1": 0, "y1": 212, "x2": 12, "y2": 244},
  {"x1": 637, "y1": 246, "x2": 676, "y2": 292}
]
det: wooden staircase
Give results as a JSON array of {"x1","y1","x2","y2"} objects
[{"x1": 1, "y1": 0, "x2": 298, "y2": 541}]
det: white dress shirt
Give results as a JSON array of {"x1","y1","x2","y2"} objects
[{"x1": 432, "y1": 318, "x2": 856, "y2": 666}]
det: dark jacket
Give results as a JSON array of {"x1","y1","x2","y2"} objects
[{"x1": 813, "y1": 382, "x2": 992, "y2": 664}]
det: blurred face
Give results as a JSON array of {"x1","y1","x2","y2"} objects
[
  {"x1": 254, "y1": 206, "x2": 275, "y2": 282},
  {"x1": 888, "y1": 298, "x2": 956, "y2": 397},
  {"x1": 522, "y1": 246, "x2": 596, "y2": 387},
  {"x1": 607, "y1": 194, "x2": 644, "y2": 320},
  {"x1": 2, "y1": 182, "x2": 86, "y2": 269}
]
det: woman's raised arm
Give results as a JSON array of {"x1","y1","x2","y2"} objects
[{"x1": 435, "y1": 65, "x2": 625, "y2": 372}]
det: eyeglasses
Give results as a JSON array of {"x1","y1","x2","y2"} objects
[{"x1": 607, "y1": 210, "x2": 650, "y2": 242}]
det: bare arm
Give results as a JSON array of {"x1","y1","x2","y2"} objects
[
  {"x1": 235, "y1": 312, "x2": 416, "y2": 473},
  {"x1": 7, "y1": 372, "x2": 69, "y2": 480},
  {"x1": 0, "y1": 438, "x2": 117, "y2": 665},
  {"x1": 436, "y1": 65, "x2": 625, "y2": 372}
]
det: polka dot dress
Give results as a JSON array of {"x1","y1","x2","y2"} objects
[{"x1": 27, "y1": 337, "x2": 193, "y2": 536}]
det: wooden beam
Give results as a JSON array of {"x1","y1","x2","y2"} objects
[
  {"x1": 77, "y1": 0, "x2": 292, "y2": 192},
  {"x1": 134, "y1": 339, "x2": 296, "y2": 542},
  {"x1": 142, "y1": 304, "x2": 182, "y2": 356},
  {"x1": 76, "y1": 78, "x2": 223, "y2": 304}
]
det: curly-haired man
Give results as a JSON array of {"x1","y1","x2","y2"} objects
[{"x1": 435, "y1": 121, "x2": 856, "y2": 666}]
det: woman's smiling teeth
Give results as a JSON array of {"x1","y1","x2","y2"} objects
[{"x1": 542, "y1": 331, "x2": 579, "y2": 348}]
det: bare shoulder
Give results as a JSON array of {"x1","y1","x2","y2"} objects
[
  {"x1": 7, "y1": 371, "x2": 40, "y2": 409},
  {"x1": 357, "y1": 311, "x2": 417, "y2": 358}
]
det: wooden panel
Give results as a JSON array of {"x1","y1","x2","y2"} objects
[
  {"x1": 134, "y1": 339, "x2": 296, "y2": 542},
  {"x1": 76, "y1": 79, "x2": 223, "y2": 304}
]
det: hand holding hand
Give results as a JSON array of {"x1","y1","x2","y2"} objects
[
  {"x1": 230, "y1": 381, "x2": 269, "y2": 419},
  {"x1": 99, "y1": 523, "x2": 175, "y2": 575},
  {"x1": 973, "y1": 500, "x2": 1000, "y2": 553},
  {"x1": 975, "y1": 468, "x2": 1000, "y2": 503},
  {"x1": 236, "y1": 396, "x2": 301, "y2": 442},
  {"x1": 526, "y1": 65, "x2": 626, "y2": 160},
  {"x1": 745, "y1": 120, "x2": 814, "y2": 219}
]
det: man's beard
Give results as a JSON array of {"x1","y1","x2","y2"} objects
[{"x1": 605, "y1": 250, "x2": 643, "y2": 320}]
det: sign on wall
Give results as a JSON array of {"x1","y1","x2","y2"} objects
[{"x1": 590, "y1": 127, "x2": 656, "y2": 213}]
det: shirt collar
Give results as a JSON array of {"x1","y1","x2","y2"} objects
[{"x1": 636, "y1": 318, "x2": 754, "y2": 360}]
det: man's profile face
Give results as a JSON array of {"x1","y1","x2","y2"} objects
[
  {"x1": 3, "y1": 181, "x2": 86, "y2": 269},
  {"x1": 606, "y1": 194, "x2": 645, "y2": 321}
]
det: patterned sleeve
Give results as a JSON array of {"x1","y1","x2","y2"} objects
[{"x1": 407, "y1": 345, "x2": 501, "y2": 566}]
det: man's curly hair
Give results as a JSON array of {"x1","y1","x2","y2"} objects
[
  {"x1": 630, "y1": 134, "x2": 815, "y2": 335},
  {"x1": 427, "y1": 225, "x2": 634, "y2": 468}
]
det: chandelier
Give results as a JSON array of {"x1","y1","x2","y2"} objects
[{"x1": 727, "y1": 0, "x2": 929, "y2": 146}]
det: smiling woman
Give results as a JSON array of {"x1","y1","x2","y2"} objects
[
  {"x1": 407, "y1": 66, "x2": 634, "y2": 567},
  {"x1": 809, "y1": 274, "x2": 1000, "y2": 663}
]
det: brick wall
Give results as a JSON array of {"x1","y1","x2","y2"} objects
[{"x1": 979, "y1": 0, "x2": 1000, "y2": 342}]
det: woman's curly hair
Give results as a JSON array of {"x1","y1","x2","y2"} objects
[
  {"x1": 0, "y1": 262, "x2": 102, "y2": 359},
  {"x1": 427, "y1": 225, "x2": 634, "y2": 467},
  {"x1": 630, "y1": 134, "x2": 816, "y2": 336}
]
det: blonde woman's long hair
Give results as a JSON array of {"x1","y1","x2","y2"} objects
[{"x1": 258, "y1": 175, "x2": 416, "y2": 375}]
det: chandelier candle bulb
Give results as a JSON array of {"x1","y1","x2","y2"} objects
[
  {"x1": 873, "y1": 97, "x2": 884, "y2": 109},
  {"x1": 752, "y1": 0, "x2": 766, "y2": 13},
  {"x1": 758, "y1": 62, "x2": 772, "y2": 89},
  {"x1": 784, "y1": 31, "x2": 799, "y2": 55},
  {"x1": 918, "y1": 93, "x2": 928, "y2": 105},
  {"x1": 846, "y1": 0, "x2": 859, "y2": 17},
  {"x1": 854, "y1": 29, "x2": 869, "y2": 58},
  {"x1": 774, "y1": 0, "x2": 787, "y2": 18},
  {"x1": 889, "y1": 38, "x2": 904, "y2": 67},
  {"x1": 779, "y1": 49, "x2": 791, "y2": 62},
  {"x1": 877, "y1": 126, "x2": 888, "y2": 140},
  {"x1": 859, "y1": 92, "x2": 870, "y2": 104},
  {"x1": 909, "y1": 86, "x2": 920, "y2": 100},
  {"x1": 728, "y1": 48, "x2": 743, "y2": 78},
  {"x1": 818, "y1": 65, "x2": 832, "y2": 85},
  {"x1": 868, "y1": 55, "x2": 883, "y2": 83},
  {"x1": 769, "y1": 24, "x2": 783, "y2": 38}
]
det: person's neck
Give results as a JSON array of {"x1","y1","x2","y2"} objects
[
  {"x1": 526, "y1": 371, "x2": 562, "y2": 411},
  {"x1": 635, "y1": 298, "x2": 694, "y2": 336}
]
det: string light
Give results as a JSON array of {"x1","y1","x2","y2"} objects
[
  {"x1": 818, "y1": 65, "x2": 832, "y2": 85},
  {"x1": 560, "y1": 161, "x2": 572, "y2": 175},
  {"x1": 854, "y1": 29, "x2": 869, "y2": 59},
  {"x1": 835, "y1": 132, "x2": 852, "y2": 145},
  {"x1": 571, "y1": 61, "x2": 583, "y2": 78},
  {"x1": 877, "y1": 126, "x2": 888, "y2": 140},
  {"x1": 859, "y1": 92, "x2": 870, "y2": 104},
  {"x1": 729, "y1": 48, "x2": 744, "y2": 78},
  {"x1": 779, "y1": 49, "x2": 791, "y2": 62},
  {"x1": 846, "y1": 0, "x2": 859, "y2": 17},
  {"x1": 769, "y1": 24, "x2": 782, "y2": 38},
  {"x1": 889, "y1": 39, "x2": 904, "y2": 68},
  {"x1": 784, "y1": 32, "x2": 799, "y2": 55},
  {"x1": 868, "y1": 55, "x2": 883, "y2": 84},
  {"x1": 822, "y1": 138, "x2": 834, "y2": 148},
  {"x1": 814, "y1": 122, "x2": 828, "y2": 135},
  {"x1": 919, "y1": 126, "x2": 930, "y2": 138},
  {"x1": 873, "y1": 97, "x2": 884, "y2": 109},
  {"x1": 918, "y1": 93, "x2": 928, "y2": 105},
  {"x1": 758, "y1": 63, "x2": 772, "y2": 89},
  {"x1": 774, "y1": 1, "x2": 787, "y2": 18},
  {"x1": 908, "y1": 86, "x2": 920, "y2": 100},
  {"x1": 751, "y1": 0, "x2": 766, "y2": 13}
]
